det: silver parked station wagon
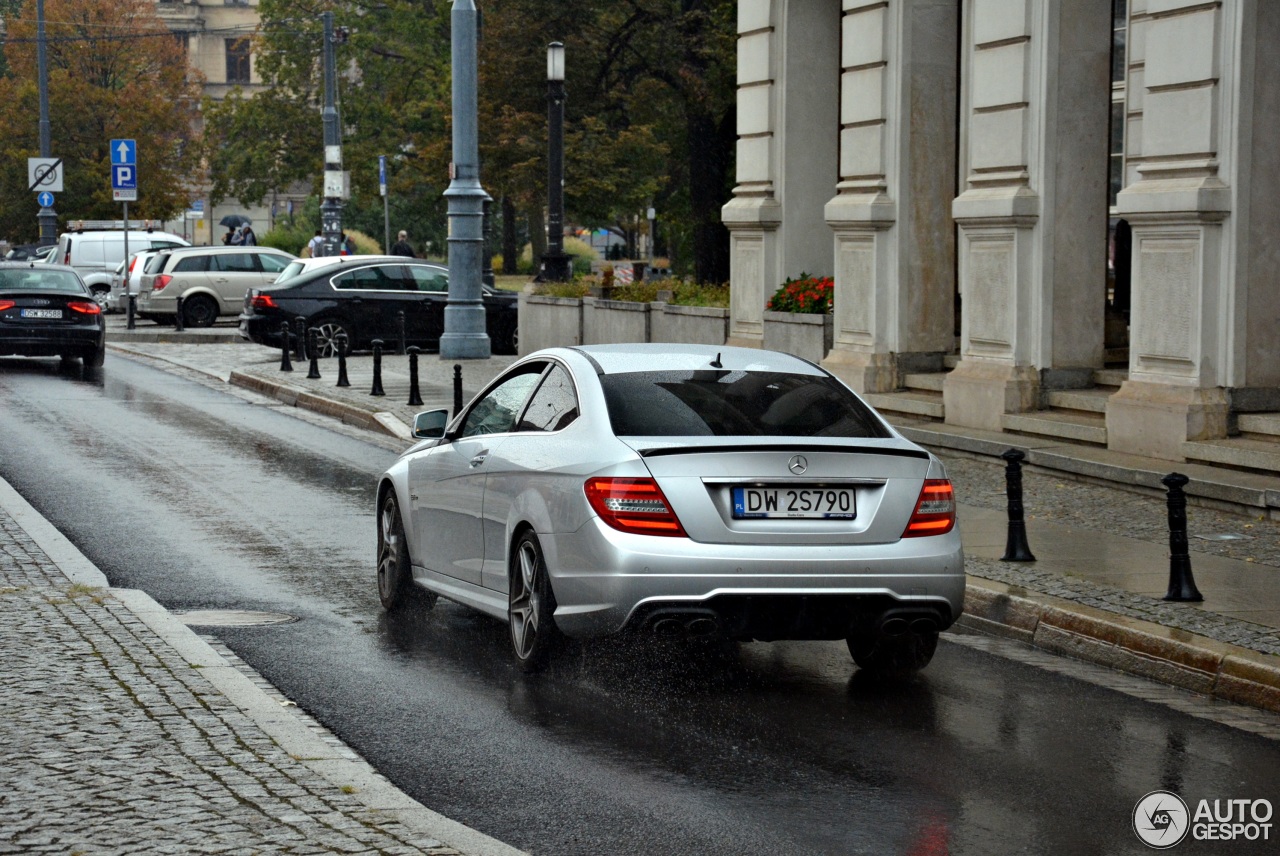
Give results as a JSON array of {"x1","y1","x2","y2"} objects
[{"x1": 377, "y1": 344, "x2": 964, "y2": 674}]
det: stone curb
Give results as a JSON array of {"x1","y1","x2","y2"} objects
[
  {"x1": 0, "y1": 473, "x2": 528, "y2": 856},
  {"x1": 228, "y1": 369, "x2": 413, "y2": 440},
  {"x1": 961, "y1": 576, "x2": 1280, "y2": 713}
]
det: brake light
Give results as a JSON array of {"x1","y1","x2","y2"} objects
[
  {"x1": 128, "y1": 256, "x2": 139, "y2": 273},
  {"x1": 153, "y1": 274, "x2": 172, "y2": 292},
  {"x1": 902, "y1": 479, "x2": 956, "y2": 538},
  {"x1": 584, "y1": 477, "x2": 687, "y2": 537},
  {"x1": 251, "y1": 293, "x2": 277, "y2": 310},
  {"x1": 0, "y1": 300, "x2": 13, "y2": 312},
  {"x1": 68, "y1": 301, "x2": 102, "y2": 315}
]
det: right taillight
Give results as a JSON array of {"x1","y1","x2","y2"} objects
[
  {"x1": 584, "y1": 477, "x2": 687, "y2": 537},
  {"x1": 902, "y1": 479, "x2": 956, "y2": 538},
  {"x1": 152, "y1": 274, "x2": 172, "y2": 292},
  {"x1": 251, "y1": 293, "x2": 277, "y2": 310}
]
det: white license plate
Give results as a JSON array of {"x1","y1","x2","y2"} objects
[
  {"x1": 732, "y1": 486, "x2": 856, "y2": 519},
  {"x1": 20, "y1": 308, "x2": 62, "y2": 319}
]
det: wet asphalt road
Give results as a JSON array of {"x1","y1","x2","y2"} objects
[{"x1": 3, "y1": 354, "x2": 1280, "y2": 855}]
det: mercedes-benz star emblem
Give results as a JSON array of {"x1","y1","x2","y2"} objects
[{"x1": 788, "y1": 455, "x2": 808, "y2": 475}]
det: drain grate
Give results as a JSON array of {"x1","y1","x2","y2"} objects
[{"x1": 175, "y1": 609, "x2": 297, "y2": 627}]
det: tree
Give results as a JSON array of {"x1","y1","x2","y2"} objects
[{"x1": 0, "y1": 0, "x2": 203, "y2": 240}]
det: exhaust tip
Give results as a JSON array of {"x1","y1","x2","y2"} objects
[
  {"x1": 652, "y1": 618, "x2": 685, "y2": 638},
  {"x1": 686, "y1": 617, "x2": 719, "y2": 636},
  {"x1": 910, "y1": 617, "x2": 938, "y2": 634},
  {"x1": 880, "y1": 617, "x2": 910, "y2": 637}
]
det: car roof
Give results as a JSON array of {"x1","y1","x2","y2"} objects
[
  {"x1": 0, "y1": 261, "x2": 78, "y2": 273},
  {"x1": 160, "y1": 245, "x2": 294, "y2": 255},
  {"x1": 563, "y1": 344, "x2": 828, "y2": 376}
]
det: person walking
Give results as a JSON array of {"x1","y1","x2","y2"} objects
[
  {"x1": 390, "y1": 230, "x2": 416, "y2": 258},
  {"x1": 307, "y1": 230, "x2": 324, "y2": 258},
  {"x1": 229, "y1": 226, "x2": 245, "y2": 246},
  {"x1": 241, "y1": 224, "x2": 257, "y2": 246},
  {"x1": 222, "y1": 227, "x2": 234, "y2": 246}
]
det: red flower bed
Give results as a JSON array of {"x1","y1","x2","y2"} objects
[{"x1": 767, "y1": 273, "x2": 834, "y2": 314}]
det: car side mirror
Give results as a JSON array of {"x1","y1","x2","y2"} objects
[{"x1": 413, "y1": 409, "x2": 450, "y2": 439}]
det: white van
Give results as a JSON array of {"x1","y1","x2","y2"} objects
[{"x1": 55, "y1": 230, "x2": 190, "y2": 309}]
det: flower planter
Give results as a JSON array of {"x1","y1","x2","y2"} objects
[{"x1": 762, "y1": 311, "x2": 833, "y2": 363}]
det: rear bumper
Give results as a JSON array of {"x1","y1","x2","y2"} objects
[
  {"x1": 0, "y1": 326, "x2": 104, "y2": 356},
  {"x1": 543, "y1": 517, "x2": 965, "y2": 639}
]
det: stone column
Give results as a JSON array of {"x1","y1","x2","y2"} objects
[
  {"x1": 822, "y1": 0, "x2": 959, "y2": 393},
  {"x1": 723, "y1": 0, "x2": 840, "y2": 348},
  {"x1": 943, "y1": 0, "x2": 1110, "y2": 431},
  {"x1": 1106, "y1": 0, "x2": 1280, "y2": 460}
]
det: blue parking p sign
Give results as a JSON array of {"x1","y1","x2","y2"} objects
[{"x1": 112, "y1": 165, "x2": 136, "y2": 190}]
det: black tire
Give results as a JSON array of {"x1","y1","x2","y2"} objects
[
  {"x1": 508, "y1": 531, "x2": 562, "y2": 672},
  {"x1": 311, "y1": 317, "x2": 353, "y2": 358},
  {"x1": 848, "y1": 630, "x2": 938, "y2": 676},
  {"x1": 182, "y1": 294, "x2": 219, "y2": 328},
  {"x1": 377, "y1": 491, "x2": 435, "y2": 612},
  {"x1": 492, "y1": 318, "x2": 518, "y2": 355},
  {"x1": 81, "y1": 345, "x2": 105, "y2": 368}
]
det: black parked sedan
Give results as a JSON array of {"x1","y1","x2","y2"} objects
[
  {"x1": 0, "y1": 262, "x2": 105, "y2": 366},
  {"x1": 238, "y1": 256, "x2": 518, "y2": 356}
]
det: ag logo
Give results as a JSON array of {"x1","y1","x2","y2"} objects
[{"x1": 1134, "y1": 790, "x2": 1190, "y2": 849}]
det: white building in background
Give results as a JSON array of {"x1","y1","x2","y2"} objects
[
  {"x1": 724, "y1": 0, "x2": 1280, "y2": 472},
  {"x1": 153, "y1": 0, "x2": 307, "y2": 245}
]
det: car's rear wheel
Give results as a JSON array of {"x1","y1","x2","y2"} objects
[
  {"x1": 848, "y1": 630, "x2": 938, "y2": 676},
  {"x1": 182, "y1": 294, "x2": 219, "y2": 328},
  {"x1": 377, "y1": 492, "x2": 435, "y2": 612},
  {"x1": 509, "y1": 531, "x2": 562, "y2": 672},
  {"x1": 81, "y1": 345, "x2": 105, "y2": 368},
  {"x1": 312, "y1": 318, "x2": 353, "y2": 358}
]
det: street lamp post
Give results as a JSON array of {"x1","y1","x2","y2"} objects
[
  {"x1": 541, "y1": 42, "x2": 571, "y2": 282},
  {"x1": 36, "y1": 0, "x2": 56, "y2": 247},
  {"x1": 320, "y1": 11, "x2": 345, "y2": 256},
  {"x1": 440, "y1": 0, "x2": 491, "y2": 358}
]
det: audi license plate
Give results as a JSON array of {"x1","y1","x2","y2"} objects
[
  {"x1": 732, "y1": 486, "x2": 856, "y2": 519},
  {"x1": 20, "y1": 308, "x2": 62, "y2": 319}
]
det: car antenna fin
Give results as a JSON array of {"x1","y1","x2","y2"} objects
[{"x1": 710, "y1": 352, "x2": 723, "y2": 368}]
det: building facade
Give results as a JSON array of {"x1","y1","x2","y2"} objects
[{"x1": 724, "y1": 0, "x2": 1280, "y2": 471}]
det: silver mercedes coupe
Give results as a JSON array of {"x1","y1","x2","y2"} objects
[{"x1": 376, "y1": 344, "x2": 964, "y2": 674}]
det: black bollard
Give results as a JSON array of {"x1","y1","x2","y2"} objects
[
  {"x1": 294, "y1": 316, "x2": 308, "y2": 361},
  {"x1": 453, "y1": 364, "x2": 463, "y2": 417},
  {"x1": 335, "y1": 333, "x2": 350, "y2": 387},
  {"x1": 397, "y1": 309, "x2": 407, "y2": 355},
  {"x1": 306, "y1": 328, "x2": 322, "y2": 379},
  {"x1": 370, "y1": 339, "x2": 386, "y2": 396},
  {"x1": 407, "y1": 346, "x2": 423, "y2": 406},
  {"x1": 126, "y1": 291, "x2": 136, "y2": 330},
  {"x1": 1000, "y1": 448, "x2": 1037, "y2": 562},
  {"x1": 1161, "y1": 473, "x2": 1204, "y2": 602},
  {"x1": 174, "y1": 295, "x2": 185, "y2": 331},
  {"x1": 278, "y1": 321, "x2": 293, "y2": 372}
]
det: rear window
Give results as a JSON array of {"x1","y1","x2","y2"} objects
[
  {"x1": 144, "y1": 254, "x2": 169, "y2": 274},
  {"x1": 599, "y1": 370, "x2": 891, "y2": 438},
  {"x1": 0, "y1": 269, "x2": 86, "y2": 292}
]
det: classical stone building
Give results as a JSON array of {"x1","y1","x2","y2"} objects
[{"x1": 724, "y1": 0, "x2": 1280, "y2": 472}]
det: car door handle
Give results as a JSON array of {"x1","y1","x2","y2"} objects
[{"x1": 469, "y1": 451, "x2": 489, "y2": 468}]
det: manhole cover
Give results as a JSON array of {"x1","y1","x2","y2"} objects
[{"x1": 175, "y1": 610, "x2": 297, "y2": 627}]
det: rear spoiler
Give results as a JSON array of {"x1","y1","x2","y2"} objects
[{"x1": 633, "y1": 443, "x2": 929, "y2": 460}]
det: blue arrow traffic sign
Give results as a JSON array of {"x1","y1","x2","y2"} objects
[
  {"x1": 110, "y1": 139, "x2": 136, "y2": 165},
  {"x1": 36, "y1": 191, "x2": 54, "y2": 208}
]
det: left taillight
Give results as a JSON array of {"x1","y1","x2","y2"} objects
[
  {"x1": 902, "y1": 479, "x2": 956, "y2": 538},
  {"x1": 251, "y1": 293, "x2": 277, "y2": 310},
  {"x1": 584, "y1": 477, "x2": 687, "y2": 537},
  {"x1": 0, "y1": 300, "x2": 14, "y2": 312},
  {"x1": 67, "y1": 301, "x2": 102, "y2": 315}
]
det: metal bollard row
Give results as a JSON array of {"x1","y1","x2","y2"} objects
[
  {"x1": 370, "y1": 339, "x2": 386, "y2": 397},
  {"x1": 278, "y1": 321, "x2": 293, "y2": 372},
  {"x1": 1000, "y1": 449, "x2": 1036, "y2": 562},
  {"x1": 306, "y1": 328, "x2": 321, "y2": 379},
  {"x1": 335, "y1": 333, "x2": 350, "y2": 387}
]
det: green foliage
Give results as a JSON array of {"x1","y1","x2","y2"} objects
[
  {"x1": 767, "y1": 273, "x2": 835, "y2": 314},
  {"x1": 260, "y1": 220, "x2": 314, "y2": 257}
]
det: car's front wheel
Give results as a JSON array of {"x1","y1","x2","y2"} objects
[
  {"x1": 377, "y1": 492, "x2": 435, "y2": 613},
  {"x1": 182, "y1": 294, "x2": 219, "y2": 328},
  {"x1": 847, "y1": 630, "x2": 938, "y2": 676},
  {"x1": 509, "y1": 531, "x2": 562, "y2": 672}
]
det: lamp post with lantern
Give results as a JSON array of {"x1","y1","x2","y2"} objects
[{"x1": 541, "y1": 41, "x2": 572, "y2": 282}]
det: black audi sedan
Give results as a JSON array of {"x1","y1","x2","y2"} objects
[
  {"x1": 0, "y1": 262, "x2": 105, "y2": 366},
  {"x1": 238, "y1": 256, "x2": 518, "y2": 356}
]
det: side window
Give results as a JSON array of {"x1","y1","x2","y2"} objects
[
  {"x1": 406, "y1": 266, "x2": 449, "y2": 293},
  {"x1": 258, "y1": 254, "x2": 290, "y2": 273},
  {"x1": 213, "y1": 253, "x2": 257, "y2": 272},
  {"x1": 172, "y1": 255, "x2": 207, "y2": 273},
  {"x1": 516, "y1": 365, "x2": 579, "y2": 432},
  {"x1": 346, "y1": 265, "x2": 398, "y2": 290},
  {"x1": 332, "y1": 270, "x2": 360, "y2": 290},
  {"x1": 460, "y1": 366, "x2": 546, "y2": 438}
]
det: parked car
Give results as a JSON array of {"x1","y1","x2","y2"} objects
[
  {"x1": 0, "y1": 262, "x2": 105, "y2": 366},
  {"x1": 238, "y1": 256, "x2": 519, "y2": 355},
  {"x1": 375, "y1": 344, "x2": 964, "y2": 673},
  {"x1": 54, "y1": 229, "x2": 189, "y2": 310},
  {"x1": 137, "y1": 246, "x2": 296, "y2": 327},
  {"x1": 107, "y1": 250, "x2": 165, "y2": 313}
]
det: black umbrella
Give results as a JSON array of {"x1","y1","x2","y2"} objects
[{"x1": 219, "y1": 214, "x2": 252, "y2": 228}]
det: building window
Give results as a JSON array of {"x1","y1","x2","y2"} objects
[
  {"x1": 1108, "y1": 0, "x2": 1128, "y2": 207},
  {"x1": 173, "y1": 32, "x2": 190, "y2": 58},
  {"x1": 225, "y1": 38, "x2": 251, "y2": 85}
]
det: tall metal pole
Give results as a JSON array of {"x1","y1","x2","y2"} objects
[
  {"x1": 541, "y1": 42, "x2": 571, "y2": 281},
  {"x1": 36, "y1": 0, "x2": 57, "y2": 247},
  {"x1": 441, "y1": 0, "x2": 491, "y2": 358},
  {"x1": 320, "y1": 12, "x2": 344, "y2": 256}
]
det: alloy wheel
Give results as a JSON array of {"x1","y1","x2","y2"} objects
[{"x1": 509, "y1": 539, "x2": 541, "y2": 660}]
